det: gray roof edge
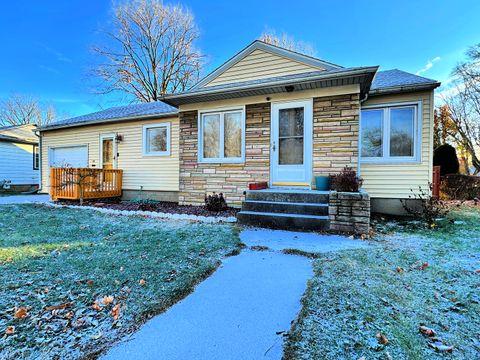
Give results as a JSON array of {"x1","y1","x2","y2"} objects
[
  {"x1": 164, "y1": 66, "x2": 379, "y2": 104},
  {"x1": 368, "y1": 81, "x2": 441, "y2": 96},
  {"x1": 0, "y1": 135, "x2": 38, "y2": 145},
  {"x1": 192, "y1": 40, "x2": 343, "y2": 89},
  {"x1": 39, "y1": 111, "x2": 179, "y2": 132}
]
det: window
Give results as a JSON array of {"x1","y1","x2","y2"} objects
[
  {"x1": 360, "y1": 104, "x2": 420, "y2": 162},
  {"x1": 143, "y1": 123, "x2": 171, "y2": 156},
  {"x1": 33, "y1": 145, "x2": 40, "y2": 170},
  {"x1": 199, "y1": 108, "x2": 245, "y2": 162}
]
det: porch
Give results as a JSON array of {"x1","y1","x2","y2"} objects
[{"x1": 49, "y1": 168, "x2": 123, "y2": 201}]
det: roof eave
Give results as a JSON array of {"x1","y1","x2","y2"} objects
[
  {"x1": 38, "y1": 111, "x2": 179, "y2": 132},
  {"x1": 0, "y1": 136, "x2": 38, "y2": 145},
  {"x1": 369, "y1": 82, "x2": 441, "y2": 96},
  {"x1": 163, "y1": 67, "x2": 379, "y2": 106}
]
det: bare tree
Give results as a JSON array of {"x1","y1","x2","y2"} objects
[
  {"x1": 52, "y1": 167, "x2": 102, "y2": 206},
  {"x1": 259, "y1": 30, "x2": 316, "y2": 56},
  {"x1": 92, "y1": 0, "x2": 203, "y2": 102},
  {"x1": 0, "y1": 94, "x2": 56, "y2": 127}
]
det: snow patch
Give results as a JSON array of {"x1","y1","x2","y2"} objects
[{"x1": 44, "y1": 203, "x2": 237, "y2": 224}]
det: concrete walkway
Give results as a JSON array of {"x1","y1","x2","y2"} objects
[
  {"x1": 102, "y1": 229, "x2": 368, "y2": 360},
  {"x1": 0, "y1": 194, "x2": 50, "y2": 204},
  {"x1": 103, "y1": 250, "x2": 312, "y2": 360}
]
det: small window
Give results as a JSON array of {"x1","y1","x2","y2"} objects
[
  {"x1": 143, "y1": 123, "x2": 171, "y2": 156},
  {"x1": 33, "y1": 145, "x2": 39, "y2": 170},
  {"x1": 360, "y1": 104, "x2": 419, "y2": 163},
  {"x1": 199, "y1": 109, "x2": 245, "y2": 163}
]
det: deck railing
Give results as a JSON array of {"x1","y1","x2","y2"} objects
[{"x1": 50, "y1": 168, "x2": 123, "y2": 201}]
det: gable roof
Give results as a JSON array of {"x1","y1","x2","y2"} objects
[
  {"x1": 0, "y1": 124, "x2": 38, "y2": 144},
  {"x1": 192, "y1": 40, "x2": 343, "y2": 89},
  {"x1": 40, "y1": 101, "x2": 178, "y2": 131},
  {"x1": 370, "y1": 69, "x2": 440, "y2": 95}
]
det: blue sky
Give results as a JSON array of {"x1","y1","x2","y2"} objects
[{"x1": 1, "y1": 0, "x2": 479, "y2": 118}]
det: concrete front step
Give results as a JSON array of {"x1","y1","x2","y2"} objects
[
  {"x1": 237, "y1": 211, "x2": 329, "y2": 231},
  {"x1": 241, "y1": 200, "x2": 328, "y2": 216},
  {"x1": 245, "y1": 189, "x2": 329, "y2": 204}
]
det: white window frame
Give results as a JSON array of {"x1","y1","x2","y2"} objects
[
  {"x1": 198, "y1": 106, "x2": 246, "y2": 163},
  {"x1": 33, "y1": 144, "x2": 40, "y2": 170},
  {"x1": 143, "y1": 122, "x2": 171, "y2": 156},
  {"x1": 360, "y1": 101, "x2": 422, "y2": 164}
]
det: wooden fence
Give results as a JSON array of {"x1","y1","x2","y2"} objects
[{"x1": 50, "y1": 168, "x2": 123, "y2": 201}]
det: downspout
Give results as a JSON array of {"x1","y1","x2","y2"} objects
[{"x1": 358, "y1": 93, "x2": 369, "y2": 177}]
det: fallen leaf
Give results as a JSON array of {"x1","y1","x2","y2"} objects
[
  {"x1": 45, "y1": 302, "x2": 72, "y2": 312},
  {"x1": 396, "y1": 266, "x2": 404, "y2": 273},
  {"x1": 419, "y1": 263, "x2": 429, "y2": 270},
  {"x1": 5, "y1": 326, "x2": 15, "y2": 335},
  {"x1": 92, "y1": 302, "x2": 102, "y2": 311},
  {"x1": 419, "y1": 326, "x2": 436, "y2": 337},
  {"x1": 111, "y1": 304, "x2": 120, "y2": 320},
  {"x1": 102, "y1": 296, "x2": 114, "y2": 305},
  {"x1": 139, "y1": 279, "x2": 146, "y2": 286},
  {"x1": 14, "y1": 307, "x2": 28, "y2": 319},
  {"x1": 86, "y1": 280, "x2": 94, "y2": 286},
  {"x1": 376, "y1": 332, "x2": 389, "y2": 345},
  {"x1": 43, "y1": 287, "x2": 49, "y2": 294},
  {"x1": 429, "y1": 342, "x2": 454, "y2": 353},
  {"x1": 475, "y1": 269, "x2": 480, "y2": 274},
  {"x1": 5, "y1": 257, "x2": 13, "y2": 263}
]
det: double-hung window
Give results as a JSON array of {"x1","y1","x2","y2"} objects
[
  {"x1": 199, "y1": 108, "x2": 245, "y2": 163},
  {"x1": 143, "y1": 123, "x2": 171, "y2": 156},
  {"x1": 33, "y1": 145, "x2": 39, "y2": 170},
  {"x1": 360, "y1": 103, "x2": 420, "y2": 163}
]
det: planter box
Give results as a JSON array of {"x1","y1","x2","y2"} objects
[
  {"x1": 315, "y1": 176, "x2": 330, "y2": 191},
  {"x1": 248, "y1": 182, "x2": 268, "y2": 191}
]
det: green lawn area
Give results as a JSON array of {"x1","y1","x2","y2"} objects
[
  {"x1": 0, "y1": 204, "x2": 241, "y2": 359},
  {"x1": 285, "y1": 207, "x2": 480, "y2": 360}
]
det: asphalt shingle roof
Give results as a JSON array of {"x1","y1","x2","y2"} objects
[
  {"x1": 43, "y1": 101, "x2": 177, "y2": 130},
  {"x1": 0, "y1": 124, "x2": 38, "y2": 143},
  {"x1": 371, "y1": 69, "x2": 439, "y2": 91}
]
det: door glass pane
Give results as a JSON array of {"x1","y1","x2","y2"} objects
[
  {"x1": 224, "y1": 112, "x2": 242, "y2": 158},
  {"x1": 279, "y1": 108, "x2": 304, "y2": 137},
  {"x1": 278, "y1": 107, "x2": 304, "y2": 165},
  {"x1": 390, "y1": 107, "x2": 414, "y2": 157},
  {"x1": 102, "y1": 139, "x2": 113, "y2": 168},
  {"x1": 203, "y1": 114, "x2": 220, "y2": 158},
  {"x1": 147, "y1": 127, "x2": 167, "y2": 152},
  {"x1": 279, "y1": 138, "x2": 303, "y2": 164},
  {"x1": 361, "y1": 110, "x2": 383, "y2": 157}
]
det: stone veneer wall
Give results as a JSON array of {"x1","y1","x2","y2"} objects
[
  {"x1": 313, "y1": 93, "x2": 360, "y2": 180},
  {"x1": 329, "y1": 190, "x2": 370, "y2": 234},
  {"x1": 179, "y1": 103, "x2": 270, "y2": 206}
]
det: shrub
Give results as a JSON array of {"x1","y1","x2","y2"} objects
[
  {"x1": 205, "y1": 192, "x2": 228, "y2": 212},
  {"x1": 400, "y1": 183, "x2": 450, "y2": 227},
  {"x1": 329, "y1": 166, "x2": 363, "y2": 192},
  {"x1": 433, "y1": 144, "x2": 459, "y2": 175},
  {"x1": 440, "y1": 174, "x2": 480, "y2": 200}
]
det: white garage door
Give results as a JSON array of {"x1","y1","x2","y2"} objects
[{"x1": 50, "y1": 146, "x2": 88, "y2": 168}]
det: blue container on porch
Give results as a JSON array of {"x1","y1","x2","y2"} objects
[{"x1": 315, "y1": 176, "x2": 330, "y2": 191}]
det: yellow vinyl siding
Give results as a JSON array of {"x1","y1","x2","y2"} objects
[
  {"x1": 205, "y1": 49, "x2": 322, "y2": 87},
  {"x1": 41, "y1": 117, "x2": 179, "y2": 193},
  {"x1": 360, "y1": 91, "x2": 434, "y2": 198}
]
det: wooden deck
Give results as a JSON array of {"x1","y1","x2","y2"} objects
[{"x1": 50, "y1": 168, "x2": 123, "y2": 201}]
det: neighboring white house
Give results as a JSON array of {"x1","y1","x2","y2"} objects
[{"x1": 0, "y1": 124, "x2": 39, "y2": 191}]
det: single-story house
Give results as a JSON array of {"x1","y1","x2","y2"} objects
[
  {"x1": 0, "y1": 124, "x2": 39, "y2": 191},
  {"x1": 39, "y1": 40, "x2": 440, "y2": 217}
]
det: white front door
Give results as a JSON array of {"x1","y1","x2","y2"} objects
[{"x1": 270, "y1": 99, "x2": 313, "y2": 187}]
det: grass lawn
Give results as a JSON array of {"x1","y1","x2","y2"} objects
[
  {"x1": 284, "y1": 207, "x2": 480, "y2": 360},
  {"x1": 0, "y1": 204, "x2": 241, "y2": 359}
]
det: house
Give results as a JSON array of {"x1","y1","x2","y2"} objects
[
  {"x1": 0, "y1": 124, "x2": 39, "y2": 191},
  {"x1": 38, "y1": 40, "x2": 440, "y2": 218}
]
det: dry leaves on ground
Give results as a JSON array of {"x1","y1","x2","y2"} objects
[
  {"x1": 5, "y1": 326, "x2": 15, "y2": 335},
  {"x1": 14, "y1": 307, "x2": 28, "y2": 319},
  {"x1": 111, "y1": 304, "x2": 121, "y2": 320},
  {"x1": 376, "y1": 332, "x2": 389, "y2": 345}
]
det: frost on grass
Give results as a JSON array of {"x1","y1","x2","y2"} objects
[
  {"x1": 0, "y1": 204, "x2": 241, "y2": 360},
  {"x1": 284, "y1": 207, "x2": 480, "y2": 360}
]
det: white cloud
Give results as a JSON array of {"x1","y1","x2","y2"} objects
[{"x1": 416, "y1": 56, "x2": 441, "y2": 75}]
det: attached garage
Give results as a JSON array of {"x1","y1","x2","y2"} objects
[{"x1": 49, "y1": 145, "x2": 88, "y2": 168}]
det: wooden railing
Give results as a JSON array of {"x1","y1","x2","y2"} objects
[
  {"x1": 50, "y1": 168, "x2": 123, "y2": 201},
  {"x1": 432, "y1": 165, "x2": 441, "y2": 198}
]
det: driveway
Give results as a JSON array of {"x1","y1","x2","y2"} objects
[
  {"x1": 102, "y1": 229, "x2": 368, "y2": 360},
  {"x1": 0, "y1": 194, "x2": 50, "y2": 204}
]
